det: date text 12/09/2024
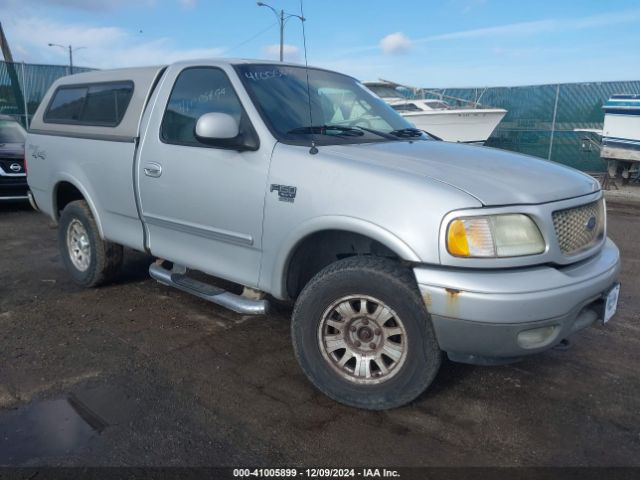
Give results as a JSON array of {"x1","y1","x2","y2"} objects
[{"x1": 233, "y1": 468, "x2": 400, "y2": 478}]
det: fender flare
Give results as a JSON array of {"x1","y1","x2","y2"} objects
[{"x1": 268, "y1": 215, "x2": 421, "y2": 299}]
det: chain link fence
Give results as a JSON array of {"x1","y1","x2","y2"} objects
[
  {"x1": 418, "y1": 81, "x2": 640, "y2": 172},
  {"x1": 2, "y1": 60, "x2": 639, "y2": 172},
  {"x1": 0, "y1": 61, "x2": 94, "y2": 127}
]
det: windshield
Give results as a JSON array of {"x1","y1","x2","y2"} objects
[
  {"x1": 365, "y1": 84, "x2": 404, "y2": 99},
  {"x1": 0, "y1": 119, "x2": 26, "y2": 144},
  {"x1": 235, "y1": 64, "x2": 425, "y2": 146}
]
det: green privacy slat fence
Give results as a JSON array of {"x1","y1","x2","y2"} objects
[
  {"x1": 0, "y1": 61, "x2": 94, "y2": 126},
  {"x1": 417, "y1": 80, "x2": 640, "y2": 172},
  {"x1": 1, "y1": 60, "x2": 639, "y2": 172}
]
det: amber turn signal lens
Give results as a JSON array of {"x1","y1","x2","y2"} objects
[{"x1": 447, "y1": 219, "x2": 470, "y2": 257}]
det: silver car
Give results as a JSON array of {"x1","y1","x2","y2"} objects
[{"x1": 26, "y1": 60, "x2": 621, "y2": 409}]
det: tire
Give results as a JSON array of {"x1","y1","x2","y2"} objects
[
  {"x1": 291, "y1": 256, "x2": 441, "y2": 410},
  {"x1": 58, "y1": 200, "x2": 123, "y2": 288}
]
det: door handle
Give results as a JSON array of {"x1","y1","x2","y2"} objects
[{"x1": 143, "y1": 162, "x2": 162, "y2": 178}]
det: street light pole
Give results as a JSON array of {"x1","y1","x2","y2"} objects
[
  {"x1": 48, "y1": 43, "x2": 86, "y2": 74},
  {"x1": 257, "y1": 2, "x2": 305, "y2": 62}
]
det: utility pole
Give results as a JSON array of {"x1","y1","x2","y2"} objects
[
  {"x1": 257, "y1": 2, "x2": 305, "y2": 62},
  {"x1": 68, "y1": 45, "x2": 73, "y2": 73},
  {"x1": 0, "y1": 22, "x2": 27, "y2": 127}
]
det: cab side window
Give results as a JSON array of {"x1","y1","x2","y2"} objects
[{"x1": 161, "y1": 67, "x2": 245, "y2": 146}]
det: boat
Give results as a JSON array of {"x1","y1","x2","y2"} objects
[
  {"x1": 601, "y1": 94, "x2": 640, "y2": 183},
  {"x1": 363, "y1": 80, "x2": 507, "y2": 144},
  {"x1": 574, "y1": 94, "x2": 640, "y2": 184},
  {"x1": 602, "y1": 94, "x2": 640, "y2": 151}
]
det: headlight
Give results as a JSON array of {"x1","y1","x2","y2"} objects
[{"x1": 446, "y1": 214, "x2": 545, "y2": 258}]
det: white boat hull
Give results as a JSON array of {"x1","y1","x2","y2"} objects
[
  {"x1": 401, "y1": 109, "x2": 507, "y2": 144},
  {"x1": 600, "y1": 95, "x2": 640, "y2": 180},
  {"x1": 603, "y1": 114, "x2": 640, "y2": 144}
]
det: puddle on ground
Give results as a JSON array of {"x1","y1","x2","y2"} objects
[
  {"x1": 0, "y1": 384, "x2": 137, "y2": 465},
  {"x1": 0, "y1": 397, "x2": 104, "y2": 465}
]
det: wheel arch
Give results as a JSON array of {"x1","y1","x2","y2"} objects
[
  {"x1": 269, "y1": 216, "x2": 421, "y2": 300},
  {"x1": 52, "y1": 175, "x2": 105, "y2": 239}
]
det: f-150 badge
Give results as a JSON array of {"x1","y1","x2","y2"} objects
[{"x1": 270, "y1": 184, "x2": 297, "y2": 203}]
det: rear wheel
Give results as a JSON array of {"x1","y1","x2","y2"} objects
[
  {"x1": 292, "y1": 256, "x2": 441, "y2": 410},
  {"x1": 58, "y1": 200, "x2": 123, "y2": 287}
]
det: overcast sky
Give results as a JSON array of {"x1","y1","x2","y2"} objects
[{"x1": 1, "y1": 0, "x2": 639, "y2": 87}]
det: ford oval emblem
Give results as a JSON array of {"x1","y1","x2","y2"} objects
[
  {"x1": 586, "y1": 216, "x2": 597, "y2": 231},
  {"x1": 9, "y1": 163, "x2": 21, "y2": 172}
]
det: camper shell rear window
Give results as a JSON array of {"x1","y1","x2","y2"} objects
[{"x1": 44, "y1": 81, "x2": 134, "y2": 127}]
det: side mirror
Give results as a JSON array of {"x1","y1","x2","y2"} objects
[
  {"x1": 194, "y1": 112, "x2": 259, "y2": 151},
  {"x1": 195, "y1": 112, "x2": 240, "y2": 140}
]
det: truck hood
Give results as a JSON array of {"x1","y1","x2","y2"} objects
[
  {"x1": 0, "y1": 143, "x2": 24, "y2": 159},
  {"x1": 323, "y1": 140, "x2": 599, "y2": 206}
]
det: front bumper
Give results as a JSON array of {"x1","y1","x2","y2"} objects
[
  {"x1": 414, "y1": 238, "x2": 621, "y2": 364},
  {"x1": 0, "y1": 174, "x2": 28, "y2": 201}
]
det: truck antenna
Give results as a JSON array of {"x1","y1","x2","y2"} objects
[{"x1": 299, "y1": 0, "x2": 318, "y2": 154}]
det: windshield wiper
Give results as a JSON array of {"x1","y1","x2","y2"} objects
[
  {"x1": 355, "y1": 126, "x2": 442, "y2": 141},
  {"x1": 287, "y1": 124, "x2": 441, "y2": 142},
  {"x1": 389, "y1": 128, "x2": 442, "y2": 141},
  {"x1": 287, "y1": 125, "x2": 365, "y2": 136},
  {"x1": 333, "y1": 125, "x2": 412, "y2": 141}
]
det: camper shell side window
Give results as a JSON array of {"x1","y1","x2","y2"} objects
[{"x1": 44, "y1": 81, "x2": 134, "y2": 127}]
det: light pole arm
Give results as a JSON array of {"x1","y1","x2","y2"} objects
[
  {"x1": 256, "y1": 2, "x2": 279, "y2": 19},
  {"x1": 283, "y1": 13, "x2": 305, "y2": 22}
]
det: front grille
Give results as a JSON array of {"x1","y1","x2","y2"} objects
[
  {"x1": 552, "y1": 200, "x2": 605, "y2": 256},
  {"x1": 0, "y1": 175, "x2": 26, "y2": 185},
  {"x1": 0, "y1": 157, "x2": 24, "y2": 174},
  {"x1": 0, "y1": 174, "x2": 28, "y2": 197}
]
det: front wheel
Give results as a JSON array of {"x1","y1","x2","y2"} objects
[
  {"x1": 58, "y1": 200, "x2": 123, "y2": 287},
  {"x1": 291, "y1": 257, "x2": 441, "y2": 410}
]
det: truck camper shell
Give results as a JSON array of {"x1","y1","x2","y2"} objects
[{"x1": 30, "y1": 66, "x2": 166, "y2": 141}]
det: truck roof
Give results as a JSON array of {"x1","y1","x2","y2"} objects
[
  {"x1": 28, "y1": 58, "x2": 333, "y2": 140},
  {"x1": 52, "y1": 65, "x2": 165, "y2": 85},
  {"x1": 61, "y1": 58, "x2": 300, "y2": 84}
]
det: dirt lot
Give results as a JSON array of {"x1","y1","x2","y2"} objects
[{"x1": 1, "y1": 201, "x2": 639, "y2": 467}]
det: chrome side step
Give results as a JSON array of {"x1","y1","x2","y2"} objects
[{"x1": 149, "y1": 263, "x2": 269, "y2": 315}]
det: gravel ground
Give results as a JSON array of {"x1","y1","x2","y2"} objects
[{"x1": 0, "y1": 200, "x2": 639, "y2": 467}]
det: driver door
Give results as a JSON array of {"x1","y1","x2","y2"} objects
[{"x1": 137, "y1": 65, "x2": 269, "y2": 287}]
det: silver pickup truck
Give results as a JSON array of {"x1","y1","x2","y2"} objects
[{"x1": 26, "y1": 59, "x2": 621, "y2": 410}]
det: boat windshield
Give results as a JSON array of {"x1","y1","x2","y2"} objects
[
  {"x1": 236, "y1": 64, "x2": 426, "y2": 146},
  {"x1": 423, "y1": 100, "x2": 451, "y2": 110},
  {"x1": 365, "y1": 84, "x2": 404, "y2": 99}
]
